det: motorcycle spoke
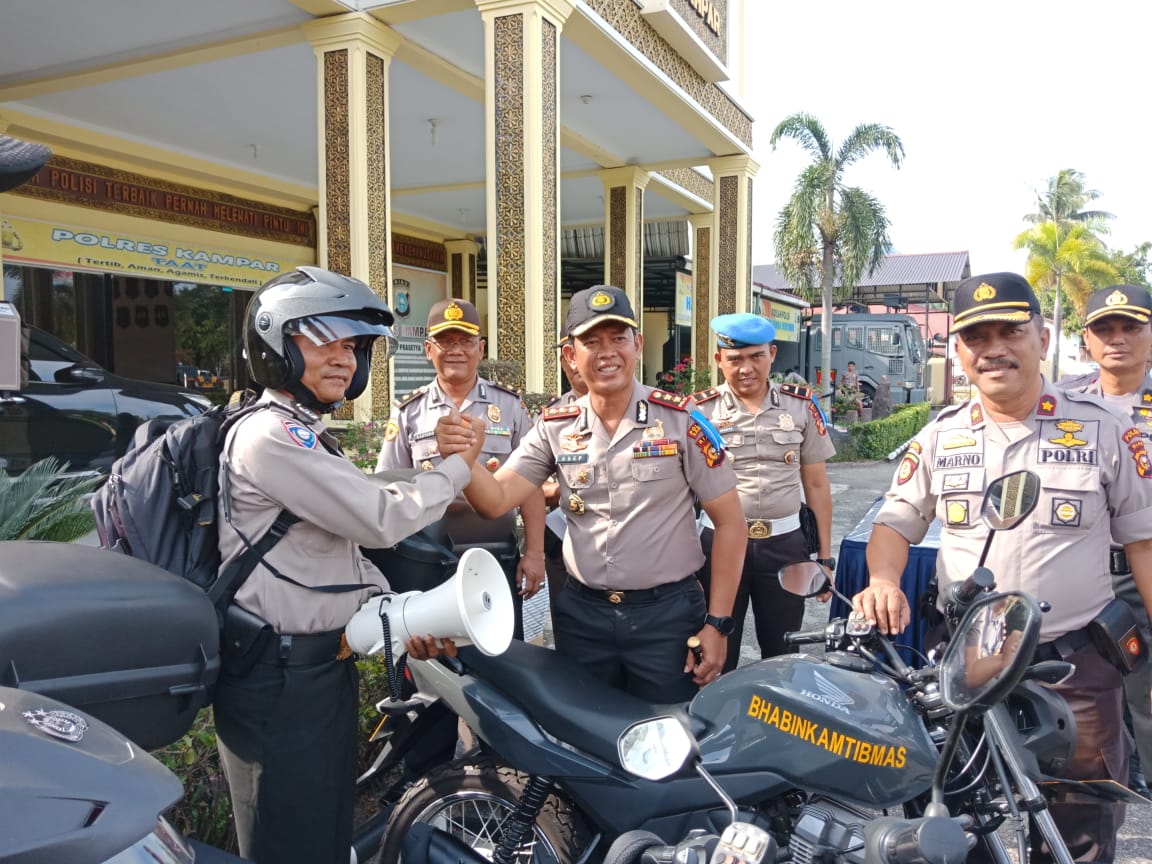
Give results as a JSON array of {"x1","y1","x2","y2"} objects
[{"x1": 428, "y1": 796, "x2": 541, "y2": 862}]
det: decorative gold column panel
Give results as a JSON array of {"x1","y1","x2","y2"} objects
[
  {"x1": 479, "y1": 0, "x2": 573, "y2": 395},
  {"x1": 709, "y1": 154, "x2": 758, "y2": 319},
  {"x1": 600, "y1": 166, "x2": 650, "y2": 326},
  {"x1": 688, "y1": 213, "x2": 714, "y2": 384},
  {"x1": 305, "y1": 14, "x2": 401, "y2": 421},
  {"x1": 445, "y1": 238, "x2": 480, "y2": 302}
]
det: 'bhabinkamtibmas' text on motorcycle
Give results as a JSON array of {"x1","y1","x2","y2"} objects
[{"x1": 381, "y1": 470, "x2": 1145, "y2": 864}]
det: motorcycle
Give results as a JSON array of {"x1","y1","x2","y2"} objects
[
  {"x1": 0, "y1": 683, "x2": 245, "y2": 864},
  {"x1": 379, "y1": 471, "x2": 1137, "y2": 864}
]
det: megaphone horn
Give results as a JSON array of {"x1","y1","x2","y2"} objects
[{"x1": 346, "y1": 547, "x2": 514, "y2": 658}]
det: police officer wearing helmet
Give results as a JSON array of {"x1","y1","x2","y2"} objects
[
  {"x1": 1063, "y1": 284, "x2": 1152, "y2": 798},
  {"x1": 853, "y1": 272, "x2": 1152, "y2": 862},
  {"x1": 214, "y1": 266, "x2": 477, "y2": 864},
  {"x1": 693, "y1": 313, "x2": 836, "y2": 672},
  {"x1": 435, "y1": 285, "x2": 745, "y2": 700}
]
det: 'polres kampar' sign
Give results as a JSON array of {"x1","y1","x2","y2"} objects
[{"x1": 1, "y1": 216, "x2": 305, "y2": 289}]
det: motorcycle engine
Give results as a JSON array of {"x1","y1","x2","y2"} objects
[{"x1": 788, "y1": 797, "x2": 875, "y2": 864}]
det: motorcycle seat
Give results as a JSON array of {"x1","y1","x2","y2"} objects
[{"x1": 458, "y1": 641, "x2": 698, "y2": 768}]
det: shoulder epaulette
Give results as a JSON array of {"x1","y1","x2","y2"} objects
[
  {"x1": 542, "y1": 404, "x2": 581, "y2": 421},
  {"x1": 691, "y1": 387, "x2": 721, "y2": 404},
  {"x1": 779, "y1": 383, "x2": 812, "y2": 400},
  {"x1": 397, "y1": 386, "x2": 427, "y2": 409},
  {"x1": 649, "y1": 389, "x2": 691, "y2": 411},
  {"x1": 489, "y1": 380, "x2": 522, "y2": 398}
]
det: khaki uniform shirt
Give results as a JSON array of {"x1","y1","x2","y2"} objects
[
  {"x1": 874, "y1": 379, "x2": 1152, "y2": 641},
  {"x1": 376, "y1": 377, "x2": 529, "y2": 544},
  {"x1": 219, "y1": 390, "x2": 470, "y2": 634},
  {"x1": 693, "y1": 382, "x2": 835, "y2": 521},
  {"x1": 504, "y1": 381, "x2": 737, "y2": 590}
]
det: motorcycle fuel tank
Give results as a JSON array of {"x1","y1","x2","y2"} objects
[{"x1": 690, "y1": 653, "x2": 937, "y2": 809}]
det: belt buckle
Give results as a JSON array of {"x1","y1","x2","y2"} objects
[
  {"x1": 748, "y1": 520, "x2": 771, "y2": 540},
  {"x1": 607, "y1": 590, "x2": 625, "y2": 604}
]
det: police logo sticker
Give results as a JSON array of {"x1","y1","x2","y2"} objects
[
  {"x1": 24, "y1": 708, "x2": 88, "y2": 742},
  {"x1": 1051, "y1": 498, "x2": 1082, "y2": 527},
  {"x1": 945, "y1": 500, "x2": 969, "y2": 526},
  {"x1": 256, "y1": 311, "x2": 274, "y2": 332},
  {"x1": 281, "y1": 419, "x2": 317, "y2": 449}
]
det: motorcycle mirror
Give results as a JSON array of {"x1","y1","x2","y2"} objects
[
  {"x1": 617, "y1": 716, "x2": 698, "y2": 781},
  {"x1": 938, "y1": 591, "x2": 1042, "y2": 713},
  {"x1": 980, "y1": 470, "x2": 1041, "y2": 531},
  {"x1": 778, "y1": 561, "x2": 831, "y2": 598}
]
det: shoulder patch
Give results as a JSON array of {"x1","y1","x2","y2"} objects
[
  {"x1": 542, "y1": 404, "x2": 581, "y2": 421},
  {"x1": 279, "y1": 418, "x2": 318, "y2": 449},
  {"x1": 398, "y1": 386, "x2": 427, "y2": 409},
  {"x1": 779, "y1": 383, "x2": 812, "y2": 400},
  {"x1": 691, "y1": 387, "x2": 721, "y2": 404},
  {"x1": 649, "y1": 389, "x2": 691, "y2": 411}
]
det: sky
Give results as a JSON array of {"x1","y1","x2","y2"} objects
[{"x1": 740, "y1": 0, "x2": 1152, "y2": 278}]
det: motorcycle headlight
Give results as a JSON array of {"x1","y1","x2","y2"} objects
[{"x1": 617, "y1": 716, "x2": 696, "y2": 781}]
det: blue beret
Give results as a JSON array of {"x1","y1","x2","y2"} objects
[{"x1": 711, "y1": 313, "x2": 775, "y2": 348}]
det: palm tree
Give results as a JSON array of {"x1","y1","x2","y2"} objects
[
  {"x1": 0, "y1": 457, "x2": 98, "y2": 541},
  {"x1": 770, "y1": 114, "x2": 904, "y2": 408},
  {"x1": 1021, "y1": 169, "x2": 1114, "y2": 379},
  {"x1": 1013, "y1": 221, "x2": 1118, "y2": 340}
]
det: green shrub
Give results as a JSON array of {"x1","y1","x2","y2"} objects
[{"x1": 846, "y1": 402, "x2": 930, "y2": 460}]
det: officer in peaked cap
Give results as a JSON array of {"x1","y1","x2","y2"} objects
[
  {"x1": 433, "y1": 284, "x2": 745, "y2": 702},
  {"x1": 857, "y1": 271, "x2": 1152, "y2": 861},
  {"x1": 1065, "y1": 283, "x2": 1152, "y2": 798},
  {"x1": 375, "y1": 297, "x2": 545, "y2": 622},
  {"x1": 692, "y1": 313, "x2": 835, "y2": 672}
]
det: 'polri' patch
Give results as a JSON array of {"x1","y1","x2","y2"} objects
[{"x1": 281, "y1": 419, "x2": 318, "y2": 449}]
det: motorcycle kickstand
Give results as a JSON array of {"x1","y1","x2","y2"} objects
[{"x1": 492, "y1": 775, "x2": 553, "y2": 864}]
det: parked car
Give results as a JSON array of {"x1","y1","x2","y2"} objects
[{"x1": 0, "y1": 327, "x2": 211, "y2": 475}]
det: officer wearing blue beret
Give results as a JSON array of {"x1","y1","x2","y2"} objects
[{"x1": 693, "y1": 312, "x2": 836, "y2": 672}]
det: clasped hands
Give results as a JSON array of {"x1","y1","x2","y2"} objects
[{"x1": 434, "y1": 409, "x2": 486, "y2": 465}]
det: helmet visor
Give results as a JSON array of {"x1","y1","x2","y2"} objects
[{"x1": 286, "y1": 314, "x2": 396, "y2": 357}]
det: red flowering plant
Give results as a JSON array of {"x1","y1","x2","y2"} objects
[{"x1": 667, "y1": 357, "x2": 713, "y2": 394}]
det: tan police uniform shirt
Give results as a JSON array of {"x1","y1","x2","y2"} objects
[
  {"x1": 376, "y1": 376, "x2": 529, "y2": 544},
  {"x1": 219, "y1": 390, "x2": 471, "y2": 634},
  {"x1": 873, "y1": 379, "x2": 1152, "y2": 641},
  {"x1": 693, "y1": 381, "x2": 835, "y2": 521},
  {"x1": 504, "y1": 380, "x2": 737, "y2": 590}
]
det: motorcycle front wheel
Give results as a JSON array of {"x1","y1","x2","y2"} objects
[{"x1": 379, "y1": 757, "x2": 592, "y2": 863}]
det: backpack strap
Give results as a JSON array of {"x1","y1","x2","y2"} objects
[{"x1": 218, "y1": 402, "x2": 378, "y2": 601}]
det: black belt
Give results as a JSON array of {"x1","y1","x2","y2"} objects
[
  {"x1": 1033, "y1": 626, "x2": 1094, "y2": 663},
  {"x1": 257, "y1": 629, "x2": 346, "y2": 667},
  {"x1": 568, "y1": 574, "x2": 698, "y2": 605}
]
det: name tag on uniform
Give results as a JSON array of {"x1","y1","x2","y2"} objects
[
  {"x1": 412, "y1": 430, "x2": 436, "y2": 442},
  {"x1": 557, "y1": 453, "x2": 589, "y2": 464},
  {"x1": 486, "y1": 426, "x2": 512, "y2": 437}
]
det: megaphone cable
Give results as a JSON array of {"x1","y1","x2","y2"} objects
[{"x1": 376, "y1": 601, "x2": 409, "y2": 699}]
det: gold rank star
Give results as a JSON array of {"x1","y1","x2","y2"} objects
[{"x1": 1040, "y1": 398, "x2": 1056, "y2": 413}]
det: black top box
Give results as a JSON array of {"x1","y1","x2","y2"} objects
[{"x1": 0, "y1": 541, "x2": 219, "y2": 750}]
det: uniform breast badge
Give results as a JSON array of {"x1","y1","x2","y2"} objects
[
  {"x1": 486, "y1": 457, "x2": 501, "y2": 472},
  {"x1": 488, "y1": 404, "x2": 501, "y2": 423},
  {"x1": 643, "y1": 418, "x2": 665, "y2": 440},
  {"x1": 420, "y1": 460, "x2": 434, "y2": 471},
  {"x1": 778, "y1": 413, "x2": 795, "y2": 432},
  {"x1": 561, "y1": 433, "x2": 588, "y2": 452},
  {"x1": 568, "y1": 491, "x2": 585, "y2": 515}
]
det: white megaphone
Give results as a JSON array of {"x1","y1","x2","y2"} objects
[{"x1": 345, "y1": 547, "x2": 514, "y2": 658}]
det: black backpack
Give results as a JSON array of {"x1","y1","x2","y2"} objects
[{"x1": 91, "y1": 394, "x2": 298, "y2": 617}]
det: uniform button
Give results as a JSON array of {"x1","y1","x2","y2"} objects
[
  {"x1": 610, "y1": 482, "x2": 618, "y2": 489},
  {"x1": 607, "y1": 556, "x2": 615, "y2": 563},
  {"x1": 611, "y1": 519, "x2": 618, "y2": 526}
]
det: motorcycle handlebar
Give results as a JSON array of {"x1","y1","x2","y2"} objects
[
  {"x1": 784, "y1": 628, "x2": 827, "y2": 646},
  {"x1": 863, "y1": 815, "x2": 970, "y2": 864}
]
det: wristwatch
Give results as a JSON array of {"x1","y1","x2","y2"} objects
[
  {"x1": 704, "y1": 613, "x2": 735, "y2": 636},
  {"x1": 816, "y1": 557, "x2": 837, "y2": 570}
]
